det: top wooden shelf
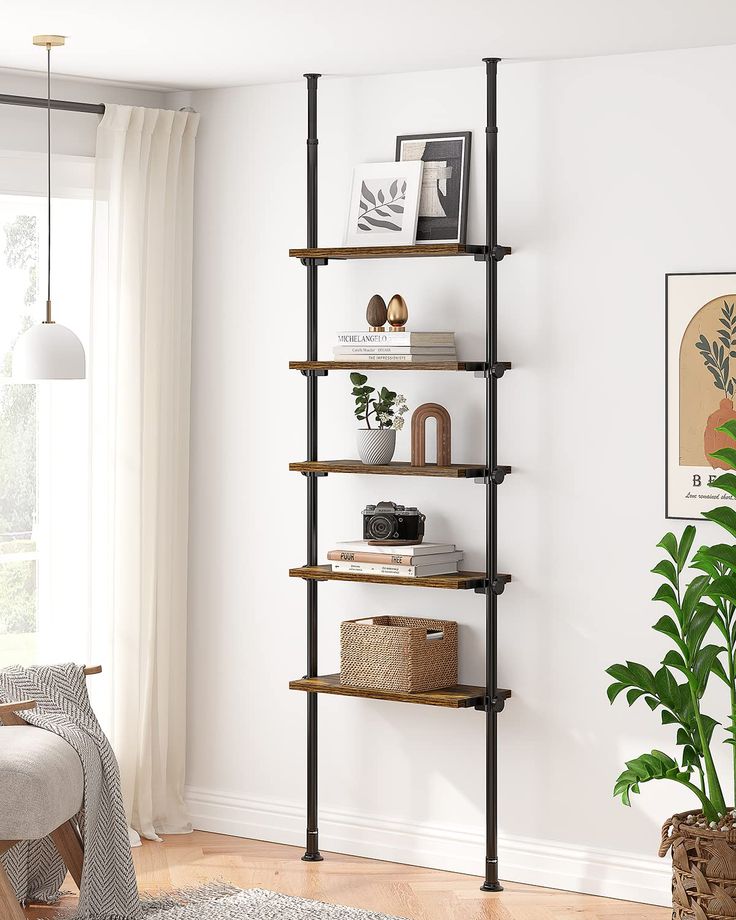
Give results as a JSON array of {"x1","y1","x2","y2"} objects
[{"x1": 289, "y1": 244, "x2": 485, "y2": 261}]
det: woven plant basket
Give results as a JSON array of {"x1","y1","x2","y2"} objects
[
  {"x1": 660, "y1": 810, "x2": 736, "y2": 918},
  {"x1": 340, "y1": 616, "x2": 458, "y2": 693}
]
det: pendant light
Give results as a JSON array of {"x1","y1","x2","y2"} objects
[{"x1": 13, "y1": 35, "x2": 86, "y2": 380}]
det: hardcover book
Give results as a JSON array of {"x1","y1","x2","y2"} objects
[
  {"x1": 339, "y1": 354, "x2": 457, "y2": 363},
  {"x1": 334, "y1": 540, "x2": 456, "y2": 556},
  {"x1": 327, "y1": 550, "x2": 463, "y2": 565},
  {"x1": 333, "y1": 346, "x2": 457, "y2": 355},
  {"x1": 335, "y1": 331, "x2": 455, "y2": 346},
  {"x1": 330, "y1": 561, "x2": 459, "y2": 577}
]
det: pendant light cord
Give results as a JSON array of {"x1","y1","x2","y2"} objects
[{"x1": 45, "y1": 44, "x2": 52, "y2": 323}]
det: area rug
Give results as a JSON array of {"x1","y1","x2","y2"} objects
[{"x1": 138, "y1": 883, "x2": 409, "y2": 920}]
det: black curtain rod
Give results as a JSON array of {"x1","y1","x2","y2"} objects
[{"x1": 0, "y1": 93, "x2": 104, "y2": 115}]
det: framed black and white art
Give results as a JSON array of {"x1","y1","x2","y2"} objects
[
  {"x1": 395, "y1": 131, "x2": 471, "y2": 244},
  {"x1": 344, "y1": 161, "x2": 423, "y2": 247},
  {"x1": 666, "y1": 272, "x2": 736, "y2": 519}
]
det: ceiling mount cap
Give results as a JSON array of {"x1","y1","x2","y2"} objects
[
  {"x1": 33, "y1": 35, "x2": 66, "y2": 47},
  {"x1": 482, "y1": 57, "x2": 502, "y2": 63}
]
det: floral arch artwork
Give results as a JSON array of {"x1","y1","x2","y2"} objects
[{"x1": 679, "y1": 296, "x2": 736, "y2": 469}]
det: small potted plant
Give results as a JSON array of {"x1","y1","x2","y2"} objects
[
  {"x1": 607, "y1": 419, "x2": 736, "y2": 918},
  {"x1": 349, "y1": 372, "x2": 409, "y2": 465}
]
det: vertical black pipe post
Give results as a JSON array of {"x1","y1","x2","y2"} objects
[
  {"x1": 481, "y1": 57, "x2": 503, "y2": 894},
  {"x1": 303, "y1": 72, "x2": 324, "y2": 863}
]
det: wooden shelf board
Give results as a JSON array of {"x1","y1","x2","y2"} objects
[
  {"x1": 290, "y1": 360, "x2": 484, "y2": 372},
  {"x1": 289, "y1": 564, "x2": 486, "y2": 590},
  {"x1": 289, "y1": 674, "x2": 512, "y2": 709},
  {"x1": 289, "y1": 460, "x2": 486, "y2": 478},
  {"x1": 289, "y1": 244, "x2": 485, "y2": 260}
]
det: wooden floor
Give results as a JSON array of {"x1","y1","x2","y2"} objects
[{"x1": 26, "y1": 831, "x2": 669, "y2": 920}]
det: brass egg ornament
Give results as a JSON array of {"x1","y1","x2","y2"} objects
[{"x1": 387, "y1": 294, "x2": 408, "y2": 331}]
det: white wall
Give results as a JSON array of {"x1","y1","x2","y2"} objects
[{"x1": 186, "y1": 45, "x2": 736, "y2": 906}]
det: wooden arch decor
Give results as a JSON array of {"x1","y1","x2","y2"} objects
[{"x1": 411, "y1": 403, "x2": 451, "y2": 467}]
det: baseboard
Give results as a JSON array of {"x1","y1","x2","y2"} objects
[{"x1": 184, "y1": 786, "x2": 670, "y2": 907}]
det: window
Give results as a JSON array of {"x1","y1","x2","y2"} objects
[{"x1": 0, "y1": 153, "x2": 93, "y2": 667}]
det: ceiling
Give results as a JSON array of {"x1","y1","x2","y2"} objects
[{"x1": 2, "y1": 0, "x2": 736, "y2": 90}]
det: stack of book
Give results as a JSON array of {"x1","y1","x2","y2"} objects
[
  {"x1": 334, "y1": 331, "x2": 456, "y2": 364},
  {"x1": 327, "y1": 541, "x2": 462, "y2": 578}
]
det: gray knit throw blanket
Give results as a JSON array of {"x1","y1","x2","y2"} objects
[{"x1": 0, "y1": 664, "x2": 141, "y2": 920}]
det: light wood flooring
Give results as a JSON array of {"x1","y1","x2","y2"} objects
[{"x1": 26, "y1": 831, "x2": 670, "y2": 920}]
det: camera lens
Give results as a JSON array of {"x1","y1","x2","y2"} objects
[{"x1": 368, "y1": 514, "x2": 393, "y2": 540}]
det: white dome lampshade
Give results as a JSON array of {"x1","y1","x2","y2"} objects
[
  {"x1": 13, "y1": 322, "x2": 86, "y2": 380},
  {"x1": 12, "y1": 37, "x2": 87, "y2": 383}
]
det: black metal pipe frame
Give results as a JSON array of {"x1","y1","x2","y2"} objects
[
  {"x1": 297, "y1": 62, "x2": 507, "y2": 887},
  {"x1": 302, "y1": 72, "x2": 324, "y2": 863},
  {"x1": 0, "y1": 93, "x2": 104, "y2": 115},
  {"x1": 481, "y1": 56, "x2": 503, "y2": 894}
]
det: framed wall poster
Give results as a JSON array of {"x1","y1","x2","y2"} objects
[
  {"x1": 344, "y1": 161, "x2": 423, "y2": 247},
  {"x1": 666, "y1": 272, "x2": 736, "y2": 519},
  {"x1": 395, "y1": 131, "x2": 471, "y2": 243}
]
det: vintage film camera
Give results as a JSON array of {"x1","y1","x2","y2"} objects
[{"x1": 362, "y1": 500, "x2": 426, "y2": 544}]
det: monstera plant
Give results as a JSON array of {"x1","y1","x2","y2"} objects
[{"x1": 607, "y1": 420, "x2": 736, "y2": 825}]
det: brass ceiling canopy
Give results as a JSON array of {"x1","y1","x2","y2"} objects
[{"x1": 32, "y1": 35, "x2": 66, "y2": 47}]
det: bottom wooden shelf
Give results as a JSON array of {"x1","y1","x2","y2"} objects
[{"x1": 289, "y1": 674, "x2": 512, "y2": 709}]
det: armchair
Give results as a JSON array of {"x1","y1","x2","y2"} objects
[{"x1": 0, "y1": 666, "x2": 100, "y2": 920}]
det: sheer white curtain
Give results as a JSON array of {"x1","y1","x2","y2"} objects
[{"x1": 89, "y1": 104, "x2": 199, "y2": 842}]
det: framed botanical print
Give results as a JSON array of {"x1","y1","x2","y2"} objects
[
  {"x1": 666, "y1": 272, "x2": 736, "y2": 518},
  {"x1": 344, "y1": 161, "x2": 423, "y2": 247},
  {"x1": 395, "y1": 131, "x2": 471, "y2": 244}
]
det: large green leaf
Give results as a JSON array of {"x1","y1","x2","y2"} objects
[
  {"x1": 692, "y1": 644, "x2": 726, "y2": 697},
  {"x1": 703, "y1": 506, "x2": 736, "y2": 539},
  {"x1": 682, "y1": 574, "x2": 711, "y2": 622},
  {"x1": 709, "y1": 449, "x2": 736, "y2": 472},
  {"x1": 654, "y1": 666, "x2": 679, "y2": 708},
  {"x1": 653, "y1": 614, "x2": 682, "y2": 644},
  {"x1": 625, "y1": 661, "x2": 657, "y2": 694},
  {"x1": 691, "y1": 553, "x2": 720, "y2": 578},
  {"x1": 686, "y1": 603, "x2": 718, "y2": 654},
  {"x1": 657, "y1": 533, "x2": 679, "y2": 564},
  {"x1": 716, "y1": 419, "x2": 736, "y2": 442},
  {"x1": 705, "y1": 573, "x2": 736, "y2": 605},
  {"x1": 709, "y1": 472, "x2": 736, "y2": 499},
  {"x1": 678, "y1": 526, "x2": 697, "y2": 569},
  {"x1": 682, "y1": 744, "x2": 701, "y2": 768},
  {"x1": 613, "y1": 750, "x2": 693, "y2": 807},
  {"x1": 606, "y1": 663, "x2": 635, "y2": 684},
  {"x1": 652, "y1": 559, "x2": 678, "y2": 587},
  {"x1": 662, "y1": 649, "x2": 687, "y2": 670},
  {"x1": 653, "y1": 584, "x2": 682, "y2": 620},
  {"x1": 661, "y1": 650, "x2": 694, "y2": 691},
  {"x1": 700, "y1": 546, "x2": 736, "y2": 572},
  {"x1": 626, "y1": 687, "x2": 647, "y2": 705},
  {"x1": 700, "y1": 713, "x2": 721, "y2": 746}
]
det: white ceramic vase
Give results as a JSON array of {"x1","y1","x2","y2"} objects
[{"x1": 357, "y1": 428, "x2": 396, "y2": 465}]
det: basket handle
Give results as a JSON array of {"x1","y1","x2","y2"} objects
[
  {"x1": 659, "y1": 816, "x2": 677, "y2": 858},
  {"x1": 426, "y1": 629, "x2": 445, "y2": 642}
]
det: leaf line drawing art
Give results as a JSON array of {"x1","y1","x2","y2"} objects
[
  {"x1": 358, "y1": 178, "x2": 406, "y2": 232},
  {"x1": 695, "y1": 300, "x2": 736, "y2": 397}
]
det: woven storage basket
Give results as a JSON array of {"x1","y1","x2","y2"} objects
[
  {"x1": 340, "y1": 616, "x2": 458, "y2": 693},
  {"x1": 660, "y1": 810, "x2": 736, "y2": 918}
]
